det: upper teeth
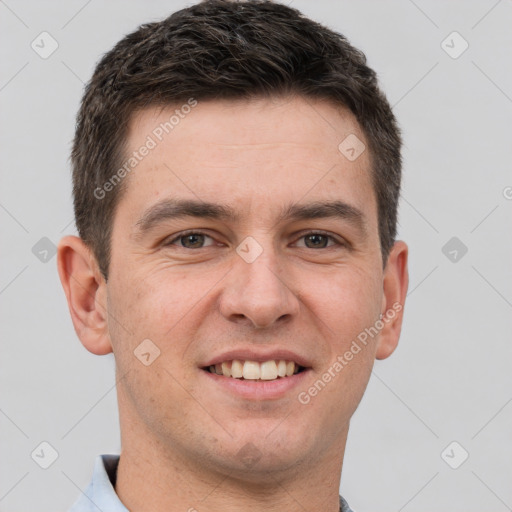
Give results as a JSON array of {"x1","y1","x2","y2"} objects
[{"x1": 209, "y1": 360, "x2": 300, "y2": 380}]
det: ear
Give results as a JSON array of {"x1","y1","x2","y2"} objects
[
  {"x1": 375, "y1": 240, "x2": 409, "y2": 360},
  {"x1": 57, "y1": 235, "x2": 112, "y2": 355}
]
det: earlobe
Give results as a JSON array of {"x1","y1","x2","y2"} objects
[
  {"x1": 57, "y1": 235, "x2": 113, "y2": 355},
  {"x1": 375, "y1": 240, "x2": 409, "y2": 360}
]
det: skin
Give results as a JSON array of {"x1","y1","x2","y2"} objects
[{"x1": 58, "y1": 96, "x2": 408, "y2": 512}]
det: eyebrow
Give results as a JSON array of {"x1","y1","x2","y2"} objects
[{"x1": 133, "y1": 198, "x2": 368, "y2": 239}]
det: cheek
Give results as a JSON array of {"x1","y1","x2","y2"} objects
[
  {"x1": 109, "y1": 267, "x2": 216, "y2": 371},
  {"x1": 107, "y1": 271, "x2": 203, "y2": 434},
  {"x1": 308, "y1": 264, "x2": 382, "y2": 346},
  {"x1": 112, "y1": 266, "x2": 197, "y2": 332},
  {"x1": 314, "y1": 268, "x2": 381, "y2": 407}
]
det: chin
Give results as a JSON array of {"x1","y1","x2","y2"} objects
[{"x1": 202, "y1": 430, "x2": 313, "y2": 480}]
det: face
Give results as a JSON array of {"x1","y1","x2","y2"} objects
[{"x1": 100, "y1": 96, "x2": 405, "y2": 478}]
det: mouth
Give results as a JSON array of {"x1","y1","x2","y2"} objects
[
  {"x1": 199, "y1": 350, "x2": 313, "y2": 400},
  {"x1": 201, "y1": 359, "x2": 307, "y2": 381}
]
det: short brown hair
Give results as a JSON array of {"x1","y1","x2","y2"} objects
[{"x1": 71, "y1": 0, "x2": 402, "y2": 280}]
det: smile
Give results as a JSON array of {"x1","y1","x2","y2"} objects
[{"x1": 203, "y1": 359, "x2": 305, "y2": 381}]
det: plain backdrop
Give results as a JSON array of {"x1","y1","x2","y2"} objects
[{"x1": 1, "y1": 1, "x2": 511, "y2": 511}]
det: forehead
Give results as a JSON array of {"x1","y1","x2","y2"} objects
[{"x1": 117, "y1": 96, "x2": 376, "y2": 231}]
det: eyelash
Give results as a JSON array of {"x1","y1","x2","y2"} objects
[{"x1": 163, "y1": 230, "x2": 345, "y2": 249}]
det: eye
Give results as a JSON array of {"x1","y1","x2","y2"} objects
[
  {"x1": 163, "y1": 230, "x2": 345, "y2": 250},
  {"x1": 164, "y1": 231, "x2": 216, "y2": 249},
  {"x1": 294, "y1": 231, "x2": 344, "y2": 249}
]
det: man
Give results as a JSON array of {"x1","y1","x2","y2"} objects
[{"x1": 57, "y1": 1, "x2": 408, "y2": 510}]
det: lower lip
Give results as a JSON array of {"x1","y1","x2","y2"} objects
[{"x1": 201, "y1": 368, "x2": 311, "y2": 400}]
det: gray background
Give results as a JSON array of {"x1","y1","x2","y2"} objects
[{"x1": 1, "y1": 1, "x2": 511, "y2": 511}]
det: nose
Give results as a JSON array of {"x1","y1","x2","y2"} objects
[{"x1": 218, "y1": 242, "x2": 300, "y2": 329}]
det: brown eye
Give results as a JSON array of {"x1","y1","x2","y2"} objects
[
  {"x1": 295, "y1": 232, "x2": 342, "y2": 249},
  {"x1": 304, "y1": 234, "x2": 330, "y2": 248},
  {"x1": 180, "y1": 233, "x2": 206, "y2": 248},
  {"x1": 164, "y1": 231, "x2": 215, "y2": 249}
]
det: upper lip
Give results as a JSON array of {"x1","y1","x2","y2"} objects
[{"x1": 201, "y1": 348, "x2": 312, "y2": 369}]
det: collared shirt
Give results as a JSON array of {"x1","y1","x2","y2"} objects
[{"x1": 68, "y1": 454, "x2": 355, "y2": 512}]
